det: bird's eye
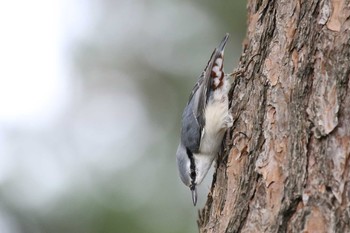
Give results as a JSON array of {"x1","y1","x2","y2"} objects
[{"x1": 190, "y1": 171, "x2": 196, "y2": 178}]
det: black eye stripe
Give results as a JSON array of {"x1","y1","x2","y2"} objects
[
  {"x1": 186, "y1": 147, "x2": 196, "y2": 183},
  {"x1": 190, "y1": 171, "x2": 196, "y2": 180}
]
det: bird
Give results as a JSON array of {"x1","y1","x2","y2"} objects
[{"x1": 176, "y1": 33, "x2": 233, "y2": 206}]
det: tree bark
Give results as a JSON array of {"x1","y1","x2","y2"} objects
[{"x1": 198, "y1": 0, "x2": 350, "y2": 232}]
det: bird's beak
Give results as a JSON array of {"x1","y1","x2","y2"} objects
[{"x1": 190, "y1": 185, "x2": 197, "y2": 206}]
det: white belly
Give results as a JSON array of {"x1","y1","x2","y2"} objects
[{"x1": 199, "y1": 97, "x2": 228, "y2": 156}]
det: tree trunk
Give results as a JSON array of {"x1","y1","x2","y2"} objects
[{"x1": 198, "y1": 0, "x2": 350, "y2": 232}]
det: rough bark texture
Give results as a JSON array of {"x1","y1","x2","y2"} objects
[{"x1": 198, "y1": 0, "x2": 350, "y2": 232}]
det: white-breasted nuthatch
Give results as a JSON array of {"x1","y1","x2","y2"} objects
[{"x1": 176, "y1": 34, "x2": 233, "y2": 206}]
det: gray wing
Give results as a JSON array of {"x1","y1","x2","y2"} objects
[
  {"x1": 181, "y1": 34, "x2": 229, "y2": 153},
  {"x1": 181, "y1": 88, "x2": 202, "y2": 153}
]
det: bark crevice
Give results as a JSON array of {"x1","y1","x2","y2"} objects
[{"x1": 198, "y1": 1, "x2": 350, "y2": 232}]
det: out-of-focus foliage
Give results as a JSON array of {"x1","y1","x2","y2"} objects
[{"x1": 0, "y1": 0, "x2": 246, "y2": 232}]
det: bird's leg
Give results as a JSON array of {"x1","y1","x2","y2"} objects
[{"x1": 224, "y1": 114, "x2": 233, "y2": 128}]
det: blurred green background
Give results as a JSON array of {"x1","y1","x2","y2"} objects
[{"x1": 0, "y1": 0, "x2": 246, "y2": 232}]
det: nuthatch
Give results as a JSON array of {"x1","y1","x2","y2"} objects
[{"x1": 176, "y1": 34, "x2": 233, "y2": 206}]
